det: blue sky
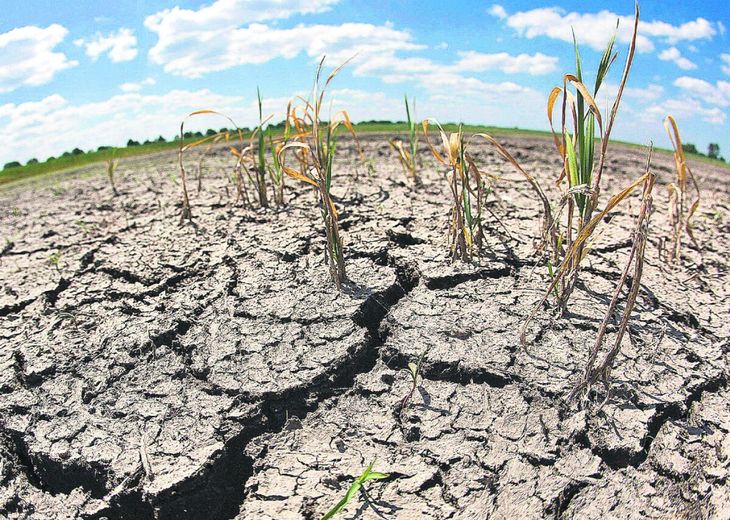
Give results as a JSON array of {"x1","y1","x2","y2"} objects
[{"x1": 1, "y1": 0, "x2": 729, "y2": 165}]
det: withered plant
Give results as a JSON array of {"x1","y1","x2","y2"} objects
[
  {"x1": 106, "y1": 150, "x2": 119, "y2": 196},
  {"x1": 663, "y1": 115, "x2": 701, "y2": 264},
  {"x1": 504, "y1": 4, "x2": 645, "y2": 351},
  {"x1": 536, "y1": 5, "x2": 639, "y2": 313},
  {"x1": 569, "y1": 151, "x2": 656, "y2": 406},
  {"x1": 267, "y1": 101, "x2": 292, "y2": 206},
  {"x1": 422, "y1": 122, "x2": 492, "y2": 261},
  {"x1": 278, "y1": 57, "x2": 360, "y2": 288},
  {"x1": 178, "y1": 110, "x2": 244, "y2": 222},
  {"x1": 196, "y1": 135, "x2": 225, "y2": 194}
]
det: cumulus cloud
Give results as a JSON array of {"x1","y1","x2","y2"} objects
[
  {"x1": 643, "y1": 97, "x2": 726, "y2": 125},
  {"x1": 454, "y1": 51, "x2": 558, "y2": 75},
  {"x1": 120, "y1": 77, "x2": 156, "y2": 93},
  {"x1": 354, "y1": 50, "x2": 555, "y2": 98},
  {"x1": 490, "y1": 6, "x2": 719, "y2": 53},
  {"x1": 673, "y1": 76, "x2": 730, "y2": 107},
  {"x1": 722, "y1": 54, "x2": 730, "y2": 76},
  {"x1": 488, "y1": 4, "x2": 508, "y2": 20},
  {"x1": 658, "y1": 47, "x2": 696, "y2": 70},
  {"x1": 0, "y1": 24, "x2": 78, "y2": 93},
  {"x1": 0, "y1": 89, "x2": 248, "y2": 165},
  {"x1": 145, "y1": 19, "x2": 422, "y2": 77},
  {"x1": 74, "y1": 28, "x2": 138, "y2": 62},
  {"x1": 144, "y1": 0, "x2": 394, "y2": 76}
]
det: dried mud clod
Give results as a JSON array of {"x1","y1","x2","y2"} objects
[{"x1": 0, "y1": 134, "x2": 728, "y2": 519}]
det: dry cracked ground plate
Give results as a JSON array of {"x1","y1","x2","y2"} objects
[{"x1": 0, "y1": 135, "x2": 728, "y2": 519}]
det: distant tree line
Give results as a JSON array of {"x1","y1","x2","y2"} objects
[
  {"x1": 5, "y1": 127, "x2": 724, "y2": 171},
  {"x1": 682, "y1": 142, "x2": 725, "y2": 162}
]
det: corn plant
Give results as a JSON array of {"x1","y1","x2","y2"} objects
[
  {"x1": 423, "y1": 121, "x2": 496, "y2": 261},
  {"x1": 568, "y1": 154, "x2": 656, "y2": 407},
  {"x1": 267, "y1": 101, "x2": 291, "y2": 206},
  {"x1": 663, "y1": 115, "x2": 700, "y2": 264},
  {"x1": 278, "y1": 57, "x2": 359, "y2": 288},
  {"x1": 252, "y1": 87, "x2": 269, "y2": 208},
  {"x1": 178, "y1": 110, "x2": 244, "y2": 222},
  {"x1": 459, "y1": 6, "x2": 643, "y2": 354},
  {"x1": 399, "y1": 348, "x2": 427, "y2": 415},
  {"x1": 106, "y1": 149, "x2": 119, "y2": 196},
  {"x1": 321, "y1": 461, "x2": 389, "y2": 520},
  {"x1": 196, "y1": 135, "x2": 224, "y2": 194},
  {"x1": 48, "y1": 251, "x2": 62, "y2": 273},
  {"x1": 389, "y1": 95, "x2": 420, "y2": 184},
  {"x1": 537, "y1": 7, "x2": 638, "y2": 312}
]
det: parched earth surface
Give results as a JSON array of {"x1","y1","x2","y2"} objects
[{"x1": 0, "y1": 134, "x2": 728, "y2": 519}]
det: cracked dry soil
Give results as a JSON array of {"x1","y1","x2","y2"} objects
[{"x1": 0, "y1": 134, "x2": 728, "y2": 519}]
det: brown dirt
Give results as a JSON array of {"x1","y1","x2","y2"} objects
[{"x1": 0, "y1": 134, "x2": 728, "y2": 519}]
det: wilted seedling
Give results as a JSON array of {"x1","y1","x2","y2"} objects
[
  {"x1": 321, "y1": 460, "x2": 389, "y2": 520},
  {"x1": 569, "y1": 151, "x2": 656, "y2": 407},
  {"x1": 178, "y1": 110, "x2": 244, "y2": 222},
  {"x1": 663, "y1": 115, "x2": 700, "y2": 264},
  {"x1": 106, "y1": 149, "x2": 119, "y2": 196},
  {"x1": 195, "y1": 135, "x2": 225, "y2": 194},
  {"x1": 423, "y1": 121, "x2": 496, "y2": 261},
  {"x1": 399, "y1": 349, "x2": 427, "y2": 414},
  {"x1": 389, "y1": 95, "x2": 420, "y2": 185},
  {"x1": 267, "y1": 100, "x2": 291, "y2": 206},
  {"x1": 278, "y1": 57, "x2": 360, "y2": 288}
]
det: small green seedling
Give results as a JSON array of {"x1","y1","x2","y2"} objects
[
  {"x1": 255, "y1": 86, "x2": 269, "y2": 208},
  {"x1": 389, "y1": 94, "x2": 420, "y2": 184},
  {"x1": 48, "y1": 252, "x2": 62, "y2": 273},
  {"x1": 267, "y1": 100, "x2": 291, "y2": 206},
  {"x1": 400, "y1": 349, "x2": 427, "y2": 414},
  {"x1": 321, "y1": 461, "x2": 389, "y2": 520},
  {"x1": 75, "y1": 220, "x2": 93, "y2": 236}
]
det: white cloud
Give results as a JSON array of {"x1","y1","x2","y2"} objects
[
  {"x1": 120, "y1": 77, "x2": 156, "y2": 93},
  {"x1": 640, "y1": 17, "x2": 717, "y2": 44},
  {"x1": 354, "y1": 50, "x2": 556, "y2": 97},
  {"x1": 488, "y1": 4, "x2": 508, "y2": 20},
  {"x1": 74, "y1": 28, "x2": 138, "y2": 62},
  {"x1": 146, "y1": 19, "x2": 421, "y2": 77},
  {"x1": 0, "y1": 24, "x2": 77, "y2": 93},
  {"x1": 144, "y1": 0, "x2": 382, "y2": 76},
  {"x1": 643, "y1": 97, "x2": 726, "y2": 125},
  {"x1": 600, "y1": 82, "x2": 665, "y2": 106},
  {"x1": 673, "y1": 76, "x2": 730, "y2": 106},
  {"x1": 0, "y1": 89, "x2": 248, "y2": 165},
  {"x1": 722, "y1": 54, "x2": 730, "y2": 76},
  {"x1": 454, "y1": 51, "x2": 557, "y2": 75},
  {"x1": 491, "y1": 6, "x2": 719, "y2": 53},
  {"x1": 658, "y1": 47, "x2": 696, "y2": 70}
]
